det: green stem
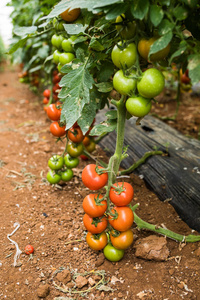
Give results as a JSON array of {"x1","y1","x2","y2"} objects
[
  {"x1": 120, "y1": 150, "x2": 164, "y2": 175},
  {"x1": 132, "y1": 204, "x2": 200, "y2": 242}
]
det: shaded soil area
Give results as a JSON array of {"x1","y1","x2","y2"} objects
[{"x1": 0, "y1": 63, "x2": 200, "y2": 300}]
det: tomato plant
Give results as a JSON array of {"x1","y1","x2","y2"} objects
[
  {"x1": 86, "y1": 232, "x2": 108, "y2": 251},
  {"x1": 115, "y1": 14, "x2": 136, "y2": 40},
  {"x1": 82, "y1": 164, "x2": 108, "y2": 190},
  {"x1": 82, "y1": 194, "x2": 107, "y2": 218},
  {"x1": 51, "y1": 34, "x2": 64, "y2": 49},
  {"x1": 138, "y1": 37, "x2": 171, "y2": 62},
  {"x1": 50, "y1": 121, "x2": 66, "y2": 137},
  {"x1": 59, "y1": 52, "x2": 75, "y2": 65},
  {"x1": 68, "y1": 127, "x2": 84, "y2": 143},
  {"x1": 60, "y1": 8, "x2": 81, "y2": 22}
]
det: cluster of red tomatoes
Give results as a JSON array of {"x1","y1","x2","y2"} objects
[{"x1": 81, "y1": 164, "x2": 135, "y2": 261}]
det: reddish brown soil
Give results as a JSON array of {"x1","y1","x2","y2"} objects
[{"x1": 0, "y1": 63, "x2": 200, "y2": 300}]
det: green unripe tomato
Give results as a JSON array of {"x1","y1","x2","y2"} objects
[
  {"x1": 103, "y1": 244, "x2": 124, "y2": 262},
  {"x1": 48, "y1": 155, "x2": 64, "y2": 170},
  {"x1": 62, "y1": 39, "x2": 74, "y2": 53},
  {"x1": 46, "y1": 170, "x2": 61, "y2": 184},
  {"x1": 64, "y1": 154, "x2": 79, "y2": 168},
  {"x1": 61, "y1": 169, "x2": 73, "y2": 181},
  {"x1": 137, "y1": 68, "x2": 165, "y2": 98},
  {"x1": 126, "y1": 96, "x2": 152, "y2": 117},
  {"x1": 53, "y1": 50, "x2": 62, "y2": 64},
  {"x1": 51, "y1": 34, "x2": 64, "y2": 49},
  {"x1": 113, "y1": 69, "x2": 137, "y2": 96},
  {"x1": 111, "y1": 42, "x2": 137, "y2": 69},
  {"x1": 59, "y1": 52, "x2": 75, "y2": 65}
]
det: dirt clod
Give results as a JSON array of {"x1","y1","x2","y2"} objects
[
  {"x1": 56, "y1": 269, "x2": 72, "y2": 284},
  {"x1": 134, "y1": 235, "x2": 170, "y2": 261},
  {"x1": 37, "y1": 284, "x2": 50, "y2": 298},
  {"x1": 75, "y1": 275, "x2": 88, "y2": 288}
]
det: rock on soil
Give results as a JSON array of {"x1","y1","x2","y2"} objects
[
  {"x1": 134, "y1": 235, "x2": 170, "y2": 261},
  {"x1": 37, "y1": 284, "x2": 50, "y2": 298}
]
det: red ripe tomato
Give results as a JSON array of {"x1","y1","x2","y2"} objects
[
  {"x1": 43, "y1": 89, "x2": 51, "y2": 98},
  {"x1": 83, "y1": 214, "x2": 108, "y2": 234},
  {"x1": 109, "y1": 206, "x2": 134, "y2": 232},
  {"x1": 43, "y1": 97, "x2": 49, "y2": 104},
  {"x1": 68, "y1": 127, "x2": 84, "y2": 143},
  {"x1": 180, "y1": 69, "x2": 190, "y2": 84},
  {"x1": 82, "y1": 164, "x2": 108, "y2": 190},
  {"x1": 53, "y1": 74, "x2": 61, "y2": 84},
  {"x1": 109, "y1": 182, "x2": 134, "y2": 206},
  {"x1": 25, "y1": 244, "x2": 34, "y2": 255},
  {"x1": 80, "y1": 154, "x2": 89, "y2": 161},
  {"x1": 50, "y1": 121, "x2": 66, "y2": 137},
  {"x1": 83, "y1": 136, "x2": 90, "y2": 146},
  {"x1": 110, "y1": 229, "x2": 134, "y2": 250},
  {"x1": 47, "y1": 104, "x2": 62, "y2": 121},
  {"x1": 82, "y1": 194, "x2": 107, "y2": 218},
  {"x1": 86, "y1": 232, "x2": 108, "y2": 251}
]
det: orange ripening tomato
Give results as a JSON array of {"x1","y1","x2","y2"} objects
[
  {"x1": 60, "y1": 8, "x2": 81, "y2": 22},
  {"x1": 43, "y1": 97, "x2": 49, "y2": 104},
  {"x1": 138, "y1": 37, "x2": 170, "y2": 62},
  {"x1": 83, "y1": 214, "x2": 108, "y2": 234},
  {"x1": 68, "y1": 127, "x2": 84, "y2": 143},
  {"x1": 43, "y1": 89, "x2": 51, "y2": 98},
  {"x1": 86, "y1": 232, "x2": 108, "y2": 251},
  {"x1": 82, "y1": 194, "x2": 107, "y2": 218},
  {"x1": 110, "y1": 229, "x2": 134, "y2": 250},
  {"x1": 109, "y1": 206, "x2": 134, "y2": 232}
]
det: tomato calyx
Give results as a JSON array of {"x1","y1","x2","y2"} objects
[
  {"x1": 94, "y1": 194, "x2": 106, "y2": 206},
  {"x1": 108, "y1": 208, "x2": 118, "y2": 220},
  {"x1": 95, "y1": 165, "x2": 107, "y2": 176},
  {"x1": 111, "y1": 182, "x2": 126, "y2": 195},
  {"x1": 91, "y1": 216, "x2": 106, "y2": 227},
  {"x1": 92, "y1": 233, "x2": 104, "y2": 240},
  {"x1": 110, "y1": 229, "x2": 121, "y2": 238}
]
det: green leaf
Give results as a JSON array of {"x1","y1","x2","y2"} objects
[
  {"x1": 89, "y1": 38, "x2": 105, "y2": 52},
  {"x1": 63, "y1": 24, "x2": 88, "y2": 35},
  {"x1": 97, "y1": 62, "x2": 115, "y2": 82},
  {"x1": 169, "y1": 41, "x2": 187, "y2": 64},
  {"x1": 7, "y1": 37, "x2": 28, "y2": 54},
  {"x1": 149, "y1": 5, "x2": 164, "y2": 26},
  {"x1": 90, "y1": 120, "x2": 117, "y2": 136},
  {"x1": 131, "y1": 0, "x2": 149, "y2": 20},
  {"x1": 181, "y1": 0, "x2": 198, "y2": 8},
  {"x1": 29, "y1": 65, "x2": 43, "y2": 73},
  {"x1": 95, "y1": 82, "x2": 113, "y2": 93},
  {"x1": 77, "y1": 100, "x2": 97, "y2": 134},
  {"x1": 13, "y1": 26, "x2": 37, "y2": 37},
  {"x1": 105, "y1": 110, "x2": 117, "y2": 119},
  {"x1": 149, "y1": 32, "x2": 173, "y2": 57},
  {"x1": 173, "y1": 6, "x2": 188, "y2": 21},
  {"x1": 37, "y1": 45, "x2": 50, "y2": 59},
  {"x1": 42, "y1": 0, "x2": 121, "y2": 19},
  {"x1": 44, "y1": 54, "x2": 54, "y2": 65},
  {"x1": 158, "y1": 19, "x2": 174, "y2": 35},
  {"x1": 59, "y1": 66, "x2": 94, "y2": 130},
  {"x1": 105, "y1": 3, "x2": 127, "y2": 20},
  {"x1": 187, "y1": 54, "x2": 200, "y2": 85}
]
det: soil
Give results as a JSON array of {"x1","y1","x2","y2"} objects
[{"x1": 0, "y1": 63, "x2": 200, "y2": 300}]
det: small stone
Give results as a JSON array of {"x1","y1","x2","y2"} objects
[
  {"x1": 118, "y1": 292, "x2": 123, "y2": 298},
  {"x1": 95, "y1": 253, "x2": 105, "y2": 267},
  {"x1": 169, "y1": 269, "x2": 175, "y2": 276},
  {"x1": 37, "y1": 284, "x2": 50, "y2": 298},
  {"x1": 178, "y1": 282, "x2": 185, "y2": 289},
  {"x1": 75, "y1": 275, "x2": 88, "y2": 288},
  {"x1": 88, "y1": 277, "x2": 96, "y2": 286},
  {"x1": 56, "y1": 269, "x2": 72, "y2": 284}
]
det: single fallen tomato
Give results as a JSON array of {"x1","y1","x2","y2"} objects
[{"x1": 25, "y1": 244, "x2": 34, "y2": 255}]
